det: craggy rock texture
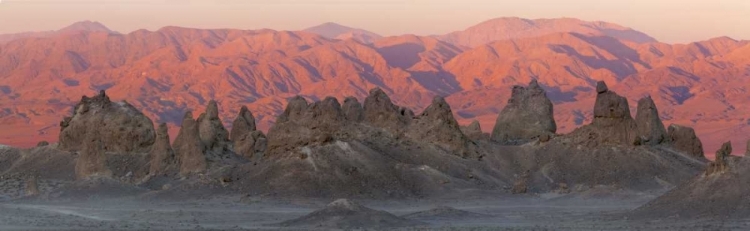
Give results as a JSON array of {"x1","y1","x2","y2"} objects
[
  {"x1": 460, "y1": 120, "x2": 489, "y2": 141},
  {"x1": 278, "y1": 199, "x2": 424, "y2": 229},
  {"x1": 635, "y1": 96, "x2": 667, "y2": 145},
  {"x1": 197, "y1": 100, "x2": 231, "y2": 154},
  {"x1": 59, "y1": 90, "x2": 155, "y2": 153},
  {"x1": 406, "y1": 96, "x2": 480, "y2": 159},
  {"x1": 590, "y1": 82, "x2": 638, "y2": 145},
  {"x1": 172, "y1": 112, "x2": 206, "y2": 176},
  {"x1": 706, "y1": 141, "x2": 732, "y2": 175},
  {"x1": 342, "y1": 97, "x2": 364, "y2": 122},
  {"x1": 229, "y1": 106, "x2": 256, "y2": 142},
  {"x1": 149, "y1": 123, "x2": 174, "y2": 175},
  {"x1": 230, "y1": 106, "x2": 266, "y2": 159},
  {"x1": 75, "y1": 129, "x2": 112, "y2": 180},
  {"x1": 667, "y1": 124, "x2": 705, "y2": 160},
  {"x1": 266, "y1": 96, "x2": 346, "y2": 158},
  {"x1": 491, "y1": 80, "x2": 556, "y2": 144},
  {"x1": 565, "y1": 82, "x2": 638, "y2": 147},
  {"x1": 363, "y1": 88, "x2": 412, "y2": 134},
  {"x1": 235, "y1": 130, "x2": 267, "y2": 159}
]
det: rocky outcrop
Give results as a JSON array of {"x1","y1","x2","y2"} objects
[
  {"x1": 460, "y1": 120, "x2": 489, "y2": 141},
  {"x1": 75, "y1": 129, "x2": 112, "y2": 180},
  {"x1": 59, "y1": 90, "x2": 155, "y2": 153},
  {"x1": 491, "y1": 80, "x2": 556, "y2": 143},
  {"x1": 635, "y1": 96, "x2": 667, "y2": 145},
  {"x1": 235, "y1": 130, "x2": 267, "y2": 159},
  {"x1": 197, "y1": 100, "x2": 230, "y2": 153},
  {"x1": 590, "y1": 82, "x2": 638, "y2": 145},
  {"x1": 363, "y1": 88, "x2": 412, "y2": 134},
  {"x1": 173, "y1": 112, "x2": 206, "y2": 176},
  {"x1": 229, "y1": 106, "x2": 256, "y2": 142},
  {"x1": 667, "y1": 124, "x2": 705, "y2": 160},
  {"x1": 342, "y1": 97, "x2": 364, "y2": 122},
  {"x1": 565, "y1": 81, "x2": 639, "y2": 147},
  {"x1": 266, "y1": 96, "x2": 346, "y2": 157},
  {"x1": 706, "y1": 141, "x2": 732, "y2": 175},
  {"x1": 230, "y1": 106, "x2": 267, "y2": 159},
  {"x1": 406, "y1": 97, "x2": 481, "y2": 159},
  {"x1": 149, "y1": 123, "x2": 174, "y2": 175}
]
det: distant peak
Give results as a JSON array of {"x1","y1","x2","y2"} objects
[
  {"x1": 303, "y1": 22, "x2": 381, "y2": 40},
  {"x1": 59, "y1": 20, "x2": 112, "y2": 33}
]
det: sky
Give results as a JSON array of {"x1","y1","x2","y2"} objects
[{"x1": 0, "y1": 0, "x2": 748, "y2": 43}]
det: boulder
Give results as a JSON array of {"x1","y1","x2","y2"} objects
[
  {"x1": 491, "y1": 79, "x2": 556, "y2": 144},
  {"x1": 36, "y1": 141, "x2": 49, "y2": 147},
  {"x1": 667, "y1": 124, "x2": 705, "y2": 160},
  {"x1": 229, "y1": 106, "x2": 256, "y2": 142},
  {"x1": 363, "y1": 88, "x2": 412, "y2": 134},
  {"x1": 512, "y1": 170, "x2": 530, "y2": 194},
  {"x1": 149, "y1": 123, "x2": 174, "y2": 175},
  {"x1": 342, "y1": 97, "x2": 364, "y2": 122},
  {"x1": 706, "y1": 141, "x2": 732, "y2": 175},
  {"x1": 460, "y1": 120, "x2": 489, "y2": 141},
  {"x1": 635, "y1": 96, "x2": 668, "y2": 145},
  {"x1": 59, "y1": 90, "x2": 155, "y2": 153},
  {"x1": 406, "y1": 96, "x2": 481, "y2": 159},
  {"x1": 197, "y1": 100, "x2": 230, "y2": 153},
  {"x1": 173, "y1": 112, "x2": 206, "y2": 176},
  {"x1": 26, "y1": 176, "x2": 40, "y2": 197},
  {"x1": 75, "y1": 129, "x2": 112, "y2": 180},
  {"x1": 235, "y1": 130, "x2": 267, "y2": 159}
]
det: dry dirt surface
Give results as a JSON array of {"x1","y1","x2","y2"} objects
[{"x1": 1, "y1": 194, "x2": 749, "y2": 231}]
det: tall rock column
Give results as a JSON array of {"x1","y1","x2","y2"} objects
[
  {"x1": 173, "y1": 112, "x2": 207, "y2": 176},
  {"x1": 491, "y1": 79, "x2": 556, "y2": 144},
  {"x1": 635, "y1": 96, "x2": 668, "y2": 145},
  {"x1": 149, "y1": 123, "x2": 175, "y2": 175}
]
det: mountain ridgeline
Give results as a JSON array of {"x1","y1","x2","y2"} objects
[{"x1": 0, "y1": 17, "x2": 749, "y2": 156}]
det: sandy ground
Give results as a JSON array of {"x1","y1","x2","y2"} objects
[{"x1": 2, "y1": 193, "x2": 749, "y2": 231}]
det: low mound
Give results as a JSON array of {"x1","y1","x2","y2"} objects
[
  {"x1": 403, "y1": 206, "x2": 491, "y2": 220},
  {"x1": 278, "y1": 199, "x2": 424, "y2": 229},
  {"x1": 633, "y1": 146, "x2": 750, "y2": 219}
]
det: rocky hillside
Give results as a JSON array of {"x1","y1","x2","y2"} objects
[{"x1": 0, "y1": 18, "x2": 748, "y2": 155}]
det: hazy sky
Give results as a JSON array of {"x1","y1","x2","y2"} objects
[{"x1": 0, "y1": 0, "x2": 748, "y2": 43}]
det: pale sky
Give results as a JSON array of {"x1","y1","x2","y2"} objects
[{"x1": 0, "y1": 0, "x2": 748, "y2": 43}]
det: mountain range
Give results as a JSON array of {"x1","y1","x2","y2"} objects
[{"x1": 0, "y1": 17, "x2": 748, "y2": 156}]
